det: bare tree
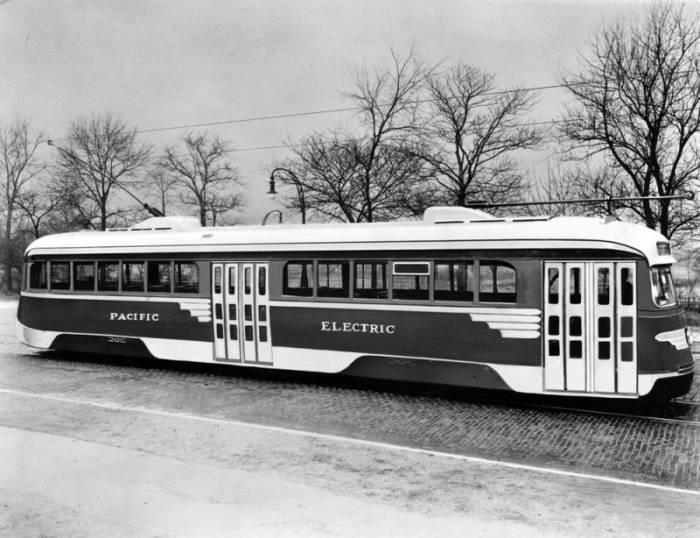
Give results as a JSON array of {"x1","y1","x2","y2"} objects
[
  {"x1": 278, "y1": 133, "x2": 364, "y2": 223},
  {"x1": 0, "y1": 120, "x2": 44, "y2": 292},
  {"x1": 16, "y1": 186, "x2": 61, "y2": 239},
  {"x1": 418, "y1": 65, "x2": 541, "y2": 206},
  {"x1": 279, "y1": 130, "x2": 431, "y2": 223},
  {"x1": 160, "y1": 132, "x2": 244, "y2": 226},
  {"x1": 54, "y1": 113, "x2": 151, "y2": 230},
  {"x1": 346, "y1": 47, "x2": 429, "y2": 221},
  {"x1": 561, "y1": 2, "x2": 700, "y2": 238},
  {"x1": 278, "y1": 48, "x2": 430, "y2": 223},
  {"x1": 145, "y1": 166, "x2": 180, "y2": 216},
  {"x1": 525, "y1": 165, "x2": 623, "y2": 217}
]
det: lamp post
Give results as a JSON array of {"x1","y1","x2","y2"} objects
[
  {"x1": 269, "y1": 167, "x2": 306, "y2": 224},
  {"x1": 47, "y1": 139, "x2": 164, "y2": 218},
  {"x1": 262, "y1": 209, "x2": 283, "y2": 225}
]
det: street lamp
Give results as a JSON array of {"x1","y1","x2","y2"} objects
[
  {"x1": 269, "y1": 167, "x2": 306, "y2": 224},
  {"x1": 47, "y1": 139, "x2": 164, "y2": 218},
  {"x1": 262, "y1": 209, "x2": 283, "y2": 225}
]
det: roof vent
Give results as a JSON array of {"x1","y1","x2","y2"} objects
[
  {"x1": 129, "y1": 216, "x2": 202, "y2": 231},
  {"x1": 423, "y1": 206, "x2": 497, "y2": 224}
]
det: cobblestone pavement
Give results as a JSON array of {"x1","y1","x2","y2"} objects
[{"x1": 2, "y1": 304, "x2": 699, "y2": 491}]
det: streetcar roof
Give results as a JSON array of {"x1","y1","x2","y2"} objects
[{"x1": 24, "y1": 208, "x2": 675, "y2": 266}]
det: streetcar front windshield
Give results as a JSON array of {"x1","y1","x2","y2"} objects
[{"x1": 650, "y1": 265, "x2": 677, "y2": 307}]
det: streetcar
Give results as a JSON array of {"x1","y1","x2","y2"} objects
[{"x1": 16, "y1": 206, "x2": 695, "y2": 399}]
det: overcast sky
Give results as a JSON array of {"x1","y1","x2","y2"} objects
[{"x1": 0, "y1": 0, "x2": 652, "y2": 223}]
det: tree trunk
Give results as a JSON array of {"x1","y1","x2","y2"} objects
[{"x1": 3, "y1": 208, "x2": 13, "y2": 292}]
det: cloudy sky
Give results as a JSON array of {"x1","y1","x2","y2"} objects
[{"x1": 0, "y1": 0, "x2": 650, "y2": 223}]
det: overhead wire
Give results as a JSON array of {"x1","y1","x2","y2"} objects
[{"x1": 46, "y1": 74, "x2": 697, "y2": 152}]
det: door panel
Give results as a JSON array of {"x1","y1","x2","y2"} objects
[
  {"x1": 212, "y1": 264, "x2": 226, "y2": 359},
  {"x1": 212, "y1": 262, "x2": 272, "y2": 365},
  {"x1": 543, "y1": 261, "x2": 637, "y2": 395},
  {"x1": 224, "y1": 264, "x2": 240, "y2": 361},
  {"x1": 616, "y1": 263, "x2": 637, "y2": 393},
  {"x1": 256, "y1": 264, "x2": 273, "y2": 363},
  {"x1": 241, "y1": 264, "x2": 257, "y2": 362},
  {"x1": 593, "y1": 263, "x2": 615, "y2": 393},
  {"x1": 543, "y1": 263, "x2": 565, "y2": 390},
  {"x1": 564, "y1": 263, "x2": 586, "y2": 392}
]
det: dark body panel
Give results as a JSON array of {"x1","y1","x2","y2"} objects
[
  {"x1": 637, "y1": 308, "x2": 694, "y2": 373},
  {"x1": 270, "y1": 305, "x2": 541, "y2": 366},
  {"x1": 340, "y1": 356, "x2": 512, "y2": 390},
  {"x1": 18, "y1": 295, "x2": 211, "y2": 342}
]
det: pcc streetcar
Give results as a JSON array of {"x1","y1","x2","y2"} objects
[{"x1": 16, "y1": 206, "x2": 695, "y2": 399}]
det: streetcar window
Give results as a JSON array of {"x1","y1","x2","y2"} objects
[
  {"x1": 620, "y1": 267, "x2": 634, "y2": 305},
  {"x1": 569, "y1": 341, "x2": 582, "y2": 358},
  {"x1": 434, "y1": 262, "x2": 474, "y2": 301},
  {"x1": 569, "y1": 268, "x2": 582, "y2": 304},
  {"x1": 393, "y1": 262, "x2": 430, "y2": 275},
  {"x1": 74, "y1": 262, "x2": 96, "y2": 291},
  {"x1": 569, "y1": 316, "x2": 582, "y2": 336},
  {"x1": 650, "y1": 266, "x2": 677, "y2": 307},
  {"x1": 354, "y1": 262, "x2": 387, "y2": 299},
  {"x1": 284, "y1": 262, "x2": 314, "y2": 296},
  {"x1": 621, "y1": 316, "x2": 634, "y2": 338},
  {"x1": 258, "y1": 266, "x2": 266, "y2": 296},
  {"x1": 392, "y1": 275, "x2": 428, "y2": 300},
  {"x1": 621, "y1": 342, "x2": 634, "y2": 362},
  {"x1": 597, "y1": 268, "x2": 610, "y2": 305},
  {"x1": 548, "y1": 340, "x2": 560, "y2": 356},
  {"x1": 547, "y1": 268, "x2": 559, "y2": 304},
  {"x1": 175, "y1": 263, "x2": 199, "y2": 293},
  {"x1": 392, "y1": 262, "x2": 429, "y2": 300},
  {"x1": 479, "y1": 261, "x2": 516, "y2": 303},
  {"x1": 122, "y1": 262, "x2": 145, "y2": 292},
  {"x1": 214, "y1": 266, "x2": 222, "y2": 294},
  {"x1": 317, "y1": 262, "x2": 349, "y2": 298},
  {"x1": 50, "y1": 262, "x2": 70, "y2": 290},
  {"x1": 97, "y1": 261, "x2": 119, "y2": 291},
  {"x1": 228, "y1": 266, "x2": 236, "y2": 295},
  {"x1": 28, "y1": 262, "x2": 47, "y2": 289},
  {"x1": 147, "y1": 261, "x2": 171, "y2": 293}
]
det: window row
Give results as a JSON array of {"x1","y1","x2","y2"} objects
[
  {"x1": 546, "y1": 266, "x2": 635, "y2": 306},
  {"x1": 283, "y1": 260, "x2": 517, "y2": 303},
  {"x1": 27, "y1": 260, "x2": 199, "y2": 294}
]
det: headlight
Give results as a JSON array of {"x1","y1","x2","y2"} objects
[{"x1": 656, "y1": 242, "x2": 671, "y2": 256}]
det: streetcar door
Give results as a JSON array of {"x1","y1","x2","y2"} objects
[
  {"x1": 615, "y1": 263, "x2": 637, "y2": 394},
  {"x1": 212, "y1": 262, "x2": 271, "y2": 365},
  {"x1": 255, "y1": 264, "x2": 272, "y2": 364},
  {"x1": 564, "y1": 263, "x2": 587, "y2": 392},
  {"x1": 224, "y1": 264, "x2": 240, "y2": 361},
  {"x1": 212, "y1": 264, "x2": 226, "y2": 359},
  {"x1": 543, "y1": 263, "x2": 565, "y2": 390},
  {"x1": 543, "y1": 261, "x2": 637, "y2": 395},
  {"x1": 592, "y1": 263, "x2": 615, "y2": 393},
  {"x1": 241, "y1": 264, "x2": 256, "y2": 362}
]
